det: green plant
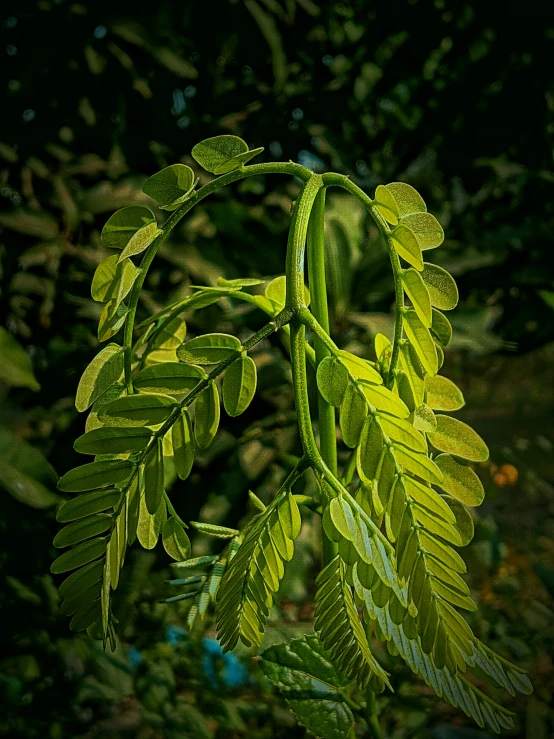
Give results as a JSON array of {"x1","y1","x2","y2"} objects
[{"x1": 50, "y1": 136, "x2": 532, "y2": 738}]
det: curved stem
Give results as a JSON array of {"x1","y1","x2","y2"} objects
[
  {"x1": 306, "y1": 188, "x2": 338, "y2": 564},
  {"x1": 364, "y1": 686, "x2": 383, "y2": 739},
  {"x1": 321, "y1": 172, "x2": 404, "y2": 388},
  {"x1": 122, "y1": 161, "x2": 313, "y2": 392}
]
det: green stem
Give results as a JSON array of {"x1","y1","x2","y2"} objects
[
  {"x1": 306, "y1": 188, "x2": 338, "y2": 564},
  {"x1": 364, "y1": 686, "x2": 383, "y2": 739},
  {"x1": 123, "y1": 161, "x2": 313, "y2": 392},
  {"x1": 321, "y1": 172, "x2": 404, "y2": 387}
]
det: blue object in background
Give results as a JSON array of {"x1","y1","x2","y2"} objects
[{"x1": 201, "y1": 637, "x2": 249, "y2": 689}]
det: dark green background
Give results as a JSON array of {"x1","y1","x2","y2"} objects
[{"x1": 1, "y1": 1, "x2": 553, "y2": 737}]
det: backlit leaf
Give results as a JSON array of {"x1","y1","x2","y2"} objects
[
  {"x1": 74, "y1": 427, "x2": 152, "y2": 455},
  {"x1": 402, "y1": 269, "x2": 432, "y2": 327},
  {"x1": 101, "y1": 205, "x2": 157, "y2": 250},
  {"x1": 144, "y1": 437, "x2": 164, "y2": 514},
  {"x1": 99, "y1": 393, "x2": 176, "y2": 427},
  {"x1": 425, "y1": 375, "x2": 464, "y2": 411},
  {"x1": 194, "y1": 381, "x2": 220, "y2": 449},
  {"x1": 374, "y1": 184, "x2": 399, "y2": 225},
  {"x1": 359, "y1": 381, "x2": 409, "y2": 418},
  {"x1": 428, "y1": 416, "x2": 489, "y2": 462},
  {"x1": 403, "y1": 309, "x2": 438, "y2": 376},
  {"x1": 316, "y1": 356, "x2": 349, "y2": 407},
  {"x1": 75, "y1": 344, "x2": 124, "y2": 413},
  {"x1": 391, "y1": 225, "x2": 424, "y2": 270},
  {"x1": 340, "y1": 383, "x2": 368, "y2": 448},
  {"x1": 336, "y1": 350, "x2": 382, "y2": 384},
  {"x1": 142, "y1": 163, "x2": 197, "y2": 210},
  {"x1": 58, "y1": 460, "x2": 134, "y2": 492},
  {"x1": 118, "y1": 221, "x2": 161, "y2": 261},
  {"x1": 91, "y1": 255, "x2": 141, "y2": 306},
  {"x1": 223, "y1": 354, "x2": 257, "y2": 416},
  {"x1": 192, "y1": 135, "x2": 263, "y2": 175},
  {"x1": 401, "y1": 212, "x2": 444, "y2": 251},
  {"x1": 56, "y1": 489, "x2": 122, "y2": 523},
  {"x1": 178, "y1": 333, "x2": 241, "y2": 364},
  {"x1": 421, "y1": 263, "x2": 458, "y2": 310},
  {"x1": 134, "y1": 361, "x2": 206, "y2": 395},
  {"x1": 434, "y1": 454, "x2": 485, "y2": 506},
  {"x1": 385, "y1": 183, "x2": 427, "y2": 217},
  {"x1": 392, "y1": 446, "x2": 443, "y2": 484},
  {"x1": 172, "y1": 409, "x2": 195, "y2": 480},
  {"x1": 162, "y1": 517, "x2": 191, "y2": 561},
  {"x1": 97, "y1": 300, "x2": 128, "y2": 342},
  {"x1": 137, "y1": 495, "x2": 166, "y2": 550},
  {"x1": 431, "y1": 309, "x2": 452, "y2": 348},
  {"x1": 378, "y1": 413, "x2": 427, "y2": 453}
]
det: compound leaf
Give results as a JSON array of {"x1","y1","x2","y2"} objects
[
  {"x1": 134, "y1": 362, "x2": 206, "y2": 395},
  {"x1": 391, "y1": 224, "x2": 424, "y2": 271},
  {"x1": 401, "y1": 212, "x2": 444, "y2": 251},
  {"x1": 144, "y1": 438, "x2": 164, "y2": 514},
  {"x1": 101, "y1": 205, "x2": 157, "y2": 250},
  {"x1": 403, "y1": 310, "x2": 438, "y2": 376},
  {"x1": 56, "y1": 489, "x2": 122, "y2": 523},
  {"x1": 172, "y1": 408, "x2": 195, "y2": 480},
  {"x1": 51, "y1": 537, "x2": 107, "y2": 574}
]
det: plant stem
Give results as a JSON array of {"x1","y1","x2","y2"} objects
[
  {"x1": 364, "y1": 686, "x2": 383, "y2": 739},
  {"x1": 306, "y1": 188, "x2": 338, "y2": 564},
  {"x1": 123, "y1": 161, "x2": 313, "y2": 392}
]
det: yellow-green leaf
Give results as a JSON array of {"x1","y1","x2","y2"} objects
[
  {"x1": 192, "y1": 135, "x2": 263, "y2": 175},
  {"x1": 75, "y1": 344, "x2": 123, "y2": 413},
  {"x1": 434, "y1": 454, "x2": 485, "y2": 506},
  {"x1": 374, "y1": 184, "x2": 399, "y2": 225},
  {"x1": 222, "y1": 354, "x2": 257, "y2": 417},
  {"x1": 401, "y1": 212, "x2": 444, "y2": 251},
  {"x1": 134, "y1": 362, "x2": 206, "y2": 395},
  {"x1": 360, "y1": 381, "x2": 409, "y2": 418},
  {"x1": 144, "y1": 437, "x2": 164, "y2": 514},
  {"x1": 178, "y1": 333, "x2": 241, "y2": 364},
  {"x1": 391, "y1": 225, "x2": 424, "y2": 270},
  {"x1": 316, "y1": 356, "x2": 350, "y2": 407},
  {"x1": 421, "y1": 263, "x2": 458, "y2": 310},
  {"x1": 99, "y1": 393, "x2": 176, "y2": 427},
  {"x1": 0, "y1": 327, "x2": 40, "y2": 391},
  {"x1": 428, "y1": 416, "x2": 489, "y2": 462},
  {"x1": 340, "y1": 384, "x2": 368, "y2": 448},
  {"x1": 425, "y1": 375, "x2": 464, "y2": 411},
  {"x1": 403, "y1": 309, "x2": 438, "y2": 376},
  {"x1": 142, "y1": 163, "x2": 197, "y2": 210},
  {"x1": 101, "y1": 206, "x2": 157, "y2": 250},
  {"x1": 194, "y1": 381, "x2": 220, "y2": 449},
  {"x1": 172, "y1": 409, "x2": 195, "y2": 481},
  {"x1": 162, "y1": 516, "x2": 191, "y2": 561},
  {"x1": 402, "y1": 269, "x2": 432, "y2": 327}
]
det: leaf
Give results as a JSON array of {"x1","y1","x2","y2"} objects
[
  {"x1": 54, "y1": 514, "x2": 112, "y2": 548},
  {"x1": 69, "y1": 601, "x2": 102, "y2": 632},
  {"x1": 172, "y1": 409, "x2": 195, "y2": 480},
  {"x1": 74, "y1": 427, "x2": 153, "y2": 455},
  {"x1": 260, "y1": 635, "x2": 356, "y2": 739},
  {"x1": 428, "y1": 416, "x2": 489, "y2": 462},
  {"x1": 413, "y1": 403, "x2": 437, "y2": 432},
  {"x1": 316, "y1": 356, "x2": 349, "y2": 407},
  {"x1": 144, "y1": 437, "x2": 164, "y2": 514},
  {"x1": 162, "y1": 517, "x2": 191, "y2": 561},
  {"x1": 91, "y1": 255, "x2": 141, "y2": 304},
  {"x1": 444, "y1": 495, "x2": 474, "y2": 545},
  {"x1": 434, "y1": 454, "x2": 485, "y2": 506},
  {"x1": 137, "y1": 494, "x2": 166, "y2": 550},
  {"x1": 401, "y1": 212, "x2": 444, "y2": 251},
  {"x1": 118, "y1": 221, "x2": 161, "y2": 261},
  {"x1": 142, "y1": 163, "x2": 197, "y2": 210},
  {"x1": 178, "y1": 333, "x2": 241, "y2": 364},
  {"x1": 399, "y1": 342, "x2": 425, "y2": 407},
  {"x1": 222, "y1": 354, "x2": 257, "y2": 416},
  {"x1": 339, "y1": 383, "x2": 368, "y2": 448},
  {"x1": 99, "y1": 393, "x2": 176, "y2": 427},
  {"x1": 403, "y1": 309, "x2": 438, "y2": 376},
  {"x1": 384, "y1": 183, "x2": 427, "y2": 217},
  {"x1": 402, "y1": 269, "x2": 432, "y2": 327},
  {"x1": 56, "y1": 489, "x2": 122, "y2": 523},
  {"x1": 0, "y1": 460, "x2": 59, "y2": 509},
  {"x1": 134, "y1": 362, "x2": 206, "y2": 395},
  {"x1": 425, "y1": 375, "x2": 464, "y2": 411},
  {"x1": 377, "y1": 413, "x2": 427, "y2": 453},
  {"x1": 359, "y1": 381, "x2": 409, "y2": 418},
  {"x1": 374, "y1": 184, "x2": 399, "y2": 225},
  {"x1": 101, "y1": 205, "x2": 157, "y2": 250},
  {"x1": 50, "y1": 538, "x2": 107, "y2": 574},
  {"x1": 392, "y1": 446, "x2": 443, "y2": 484},
  {"x1": 217, "y1": 276, "x2": 264, "y2": 288},
  {"x1": 336, "y1": 350, "x2": 382, "y2": 384},
  {"x1": 190, "y1": 521, "x2": 238, "y2": 538},
  {"x1": 402, "y1": 476, "x2": 455, "y2": 524},
  {"x1": 194, "y1": 381, "x2": 220, "y2": 449},
  {"x1": 192, "y1": 135, "x2": 263, "y2": 175},
  {"x1": 58, "y1": 460, "x2": 134, "y2": 492},
  {"x1": 0, "y1": 326, "x2": 40, "y2": 391},
  {"x1": 391, "y1": 225, "x2": 424, "y2": 271},
  {"x1": 431, "y1": 309, "x2": 453, "y2": 348},
  {"x1": 421, "y1": 263, "x2": 458, "y2": 310},
  {"x1": 58, "y1": 559, "x2": 104, "y2": 600},
  {"x1": 357, "y1": 415, "x2": 385, "y2": 482},
  {"x1": 97, "y1": 301, "x2": 128, "y2": 342}
]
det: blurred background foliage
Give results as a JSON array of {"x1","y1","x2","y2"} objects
[{"x1": 1, "y1": 0, "x2": 554, "y2": 736}]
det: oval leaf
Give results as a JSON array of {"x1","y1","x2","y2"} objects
[
  {"x1": 56, "y1": 489, "x2": 122, "y2": 523},
  {"x1": 340, "y1": 384, "x2": 368, "y2": 448},
  {"x1": 144, "y1": 438, "x2": 164, "y2": 514},
  {"x1": 58, "y1": 460, "x2": 134, "y2": 492},
  {"x1": 75, "y1": 344, "x2": 124, "y2": 413},
  {"x1": 54, "y1": 514, "x2": 112, "y2": 548},
  {"x1": 194, "y1": 381, "x2": 220, "y2": 450},
  {"x1": 172, "y1": 408, "x2": 195, "y2": 480},
  {"x1": 434, "y1": 454, "x2": 484, "y2": 506},
  {"x1": 101, "y1": 206, "x2": 156, "y2": 249},
  {"x1": 99, "y1": 393, "x2": 176, "y2": 427},
  {"x1": 74, "y1": 427, "x2": 153, "y2": 455},
  {"x1": 391, "y1": 225, "x2": 424, "y2": 271},
  {"x1": 222, "y1": 354, "x2": 257, "y2": 417},
  {"x1": 50, "y1": 538, "x2": 107, "y2": 574},
  {"x1": 162, "y1": 517, "x2": 191, "y2": 561},
  {"x1": 177, "y1": 333, "x2": 241, "y2": 365},
  {"x1": 401, "y1": 212, "x2": 444, "y2": 251},
  {"x1": 316, "y1": 356, "x2": 349, "y2": 407},
  {"x1": 421, "y1": 263, "x2": 458, "y2": 310},
  {"x1": 134, "y1": 362, "x2": 206, "y2": 395},
  {"x1": 403, "y1": 310, "x2": 438, "y2": 376},
  {"x1": 425, "y1": 375, "x2": 464, "y2": 411},
  {"x1": 142, "y1": 164, "x2": 196, "y2": 210},
  {"x1": 402, "y1": 269, "x2": 432, "y2": 327},
  {"x1": 428, "y1": 416, "x2": 489, "y2": 462},
  {"x1": 192, "y1": 135, "x2": 257, "y2": 175}
]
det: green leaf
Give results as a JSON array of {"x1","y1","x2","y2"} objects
[
  {"x1": 339, "y1": 384, "x2": 368, "y2": 448},
  {"x1": 91, "y1": 255, "x2": 141, "y2": 305},
  {"x1": 399, "y1": 343, "x2": 425, "y2": 407},
  {"x1": 316, "y1": 356, "x2": 349, "y2": 407},
  {"x1": 359, "y1": 381, "x2": 409, "y2": 418},
  {"x1": 0, "y1": 326, "x2": 40, "y2": 391},
  {"x1": 54, "y1": 514, "x2": 112, "y2": 548},
  {"x1": 392, "y1": 446, "x2": 443, "y2": 484},
  {"x1": 194, "y1": 381, "x2": 220, "y2": 449},
  {"x1": 222, "y1": 354, "x2": 257, "y2": 416},
  {"x1": 74, "y1": 427, "x2": 152, "y2": 455},
  {"x1": 58, "y1": 460, "x2": 134, "y2": 492},
  {"x1": 142, "y1": 163, "x2": 197, "y2": 210},
  {"x1": 413, "y1": 403, "x2": 437, "y2": 432},
  {"x1": 50, "y1": 538, "x2": 107, "y2": 574},
  {"x1": 421, "y1": 263, "x2": 458, "y2": 310},
  {"x1": 101, "y1": 206, "x2": 157, "y2": 250},
  {"x1": 134, "y1": 362, "x2": 206, "y2": 395},
  {"x1": 58, "y1": 559, "x2": 104, "y2": 600},
  {"x1": 374, "y1": 184, "x2": 400, "y2": 225},
  {"x1": 336, "y1": 350, "x2": 382, "y2": 384},
  {"x1": 118, "y1": 221, "x2": 161, "y2": 262},
  {"x1": 137, "y1": 494, "x2": 166, "y2": 550},
  {"x1": 431, "y1": 309, "x2": 452, "y2": 348},
  {"x1": 144, "y1": 438, "x2": 164, "y2": 514},
  {"x1": 97, "y1": 300, "x2": 128, "y2": 342},
  {"x1": 69, "y1": 601, "x2": 102, "y2": 632},
  {"x1": 384, "y1": 183, "x2": 427, "y2": 217},
  {"x1": 172, "y1": 409, "x2": 195, "y2": 480},
  {"x1": 190, "y1": 521, "x2": 238, "y2": 538},
  {"x1": 403, "y1": 309, "x2": 438, "y2": 376},
  {"x1": 177, "y1": 333, "x2": 241, "y2": 364},
  {"x1": 99, "y1": 393, "x2": 176, "y2": 427},
  {"x1": 443, "y1": 495, "x2": 474, "y2": 545},
  {"x1": 217, "y1": 276, "x2": 265, "y2": 288},
  {"x1": 192, "y1": 135, "x2": 263, "y2": 175},
  {"x1": 162, "y1": 517, "x2": 191, "y2": 561},
  {"x1": 402, "y1": 475, "x2": 455, "y2": 523},
  {"x1": 260, "y1": 635, "x2": 356, "y2": 739},
  {"x1": 377, "y1": 413, "x2": 427, "y2": 453},
  {"x1": 402, "y1": 269, "x2": 432, "y2": 327},
  {"x1": 357, "y1": 415, "x2": 385, "y2": 482},
  {"x1": 56, "y1": 489, "x2": 122, "y2": 523},
  {"x1": 391, "y1": 225, "x2": 424, "y2": 271},
  {"x1": 434, "y1": 454, "x2": 484, "y2": 506},
  {"x1": 400, "y1": 212, "x2": 444, "y2": 251},
  {"x1": 425, "y1": 375, "x2": 464, "y2": 411},
  {"x1": 428, "y1": 416, "x2": 489, "y2": 462}
]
